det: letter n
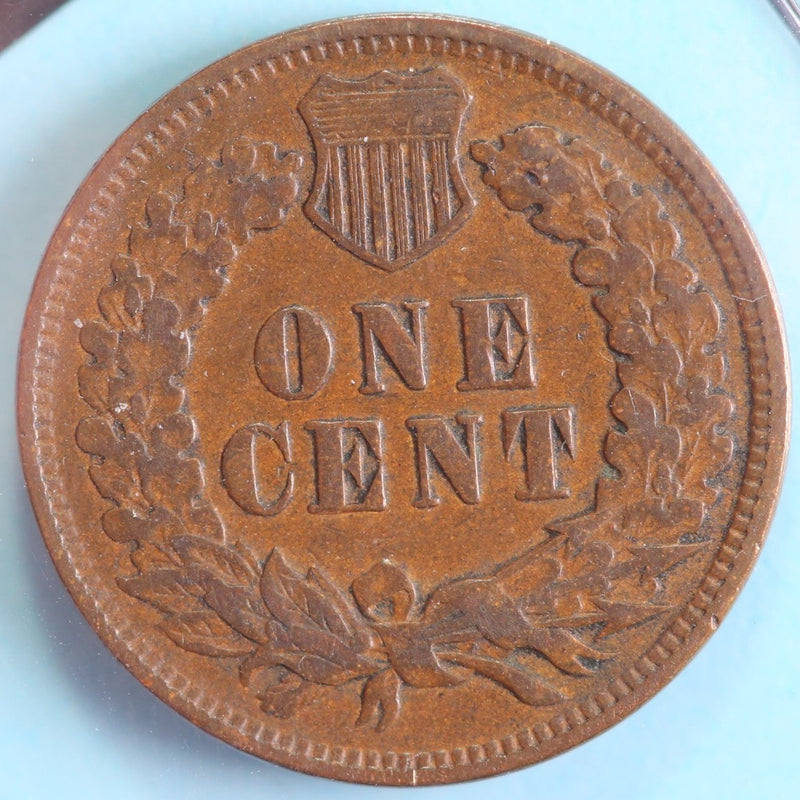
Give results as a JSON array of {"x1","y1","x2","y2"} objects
[
  {"x1": 406, "y1": 413, "x2": 483, "y2": 508},
  {"x1": 353, "y1": 301, "x2": 428, "y2": 394}
]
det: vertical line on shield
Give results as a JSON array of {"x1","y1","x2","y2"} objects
[
  {"x1": 389, "y1": 141, "x2": 409, "y2": 258},
  {"x1": 369, "y1": 142, "x2": 390, "y2": 262},
  {"x1": 355, "y1": 144, "x2": 371, "y2": 251},
  {"x1": 410, "y1": 139, "x2": 431, "y2": 245},
  {"x1": 330, "y1": 145, "x2": 347, "y2": 236},
  {"x1": 431, "y1": 137, "x2": 452, "y2": 227},
  {"x1": 346, "y1": 143, "x2": 363, "y2": 247}
]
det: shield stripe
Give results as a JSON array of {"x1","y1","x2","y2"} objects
[
  {"x1": 368, "y1": 142, "x2": 390, "y2": 262},
  {"x1": 357, "y1": 144, "x2": 371, "y2": 249},
  {"x1": 378, "y1": 142, "x2": 393, "y2": 260},
  {"x1": 329, "y1": 145, "x2": 347, "y2": 236},
  {"x1": 431, "y1": 137, "x2": 451, "y2": 228},
  {"x1": 389, "y1": 141, "x2": 410, "y2": 258},
  {"x1": 410, "y1": 138, "x2": 431, "y2": 245},
  {"x1": 323, "y1": 150, "x2": 335, "y2": 231},
  {"x1": 346, "y1": 143, "x2": 363, "y2": 247}
]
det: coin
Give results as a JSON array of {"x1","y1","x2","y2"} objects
[{"x1": 17, "y1": 14, "x2": 788, "y2": 785}]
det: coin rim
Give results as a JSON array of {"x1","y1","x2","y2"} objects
[{"x1": 17, "y1": 13, "x2": 790, "y2": 785}]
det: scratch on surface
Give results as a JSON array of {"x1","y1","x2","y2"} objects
[{"x1": 731, "y1": 294, "x2": 767, "y2": 304}]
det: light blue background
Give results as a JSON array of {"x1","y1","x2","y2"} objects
[{"x1": 2, "y1": 1, "x2": 799, "y2": 798}]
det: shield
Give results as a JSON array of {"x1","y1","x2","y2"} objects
[{"x1": 299, "y1": 69, "x2": 473, "y2": 271}]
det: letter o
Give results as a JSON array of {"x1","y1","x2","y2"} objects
[{"x1": 254, "y1": 305, "x2": 333, "y2": 400}]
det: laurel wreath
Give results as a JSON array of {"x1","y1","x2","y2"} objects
[{"x1": 77, "y1": 126, "x2": 733, "y2": 732}]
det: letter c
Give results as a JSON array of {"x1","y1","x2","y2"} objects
[{"x1": 221, "y1": 422, "x2": 294, "y2": 516}]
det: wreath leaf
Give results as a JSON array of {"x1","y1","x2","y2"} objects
[
  {"x1": 161, "y1": 611, "x2": 255, "y2": 657},
  {"x1": 202, "y1": 578, "x2": 269, "y2": 644},
  {"x1": 118, "y1": 569, "x2": 202, "y2": 615},
  {"x1": 260, "y1": 549, "x2": 368, "y2": 649},
  {"x1": 270, "y1": 648, "x2": 370, "y2": 686},
  {"x1": 173, "y1": 534, "x2": 257, "y2": 586}
]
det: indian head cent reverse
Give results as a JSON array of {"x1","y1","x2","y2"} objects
[{"x1": 18, "y1": 15, "x2": 789, "y2": 786}]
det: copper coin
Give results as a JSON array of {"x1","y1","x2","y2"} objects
[{"x1": 17, "y1": 14, "x2": 789, "y2": 785}]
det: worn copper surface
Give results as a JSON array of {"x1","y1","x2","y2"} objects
[{"x1": 17, "y1": 15, "x2": 789, "y2": 785}]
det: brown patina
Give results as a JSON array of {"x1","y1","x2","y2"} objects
[{"x1": 17, "y1": 15, "x2": 789, "y2": 785}]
